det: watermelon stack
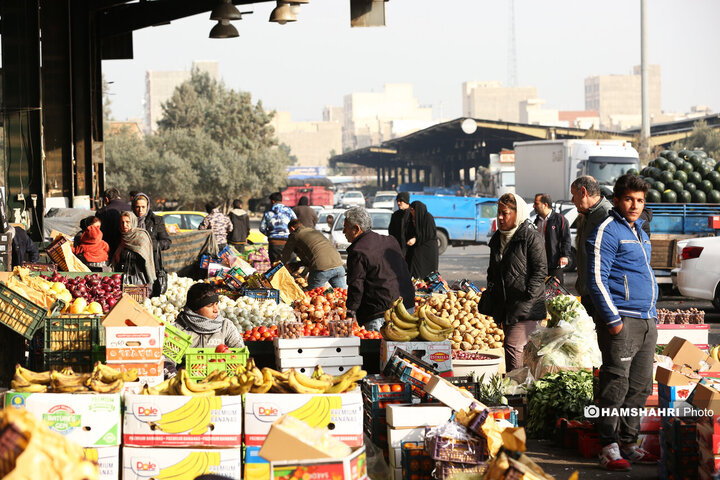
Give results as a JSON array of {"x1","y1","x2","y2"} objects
[{"x1": 637, "y1": 149, "x2": 720, "y2": 203}]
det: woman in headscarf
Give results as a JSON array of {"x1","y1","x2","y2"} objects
[
  {"x1": 405, "y1": 200, "x2": 439, "y2": 279},
  {"x1": 113, "y1": 211, "x2": 156, "y2": 286},
  {"x1": 480, "y1": 193, "x2": 547, "y2": 372},
  {"x1": 174, "y1": 283, "x2": 244, "y2": 349},
  {"x1": 132, "y1": 193, "x2": 171, "y2": 296}
]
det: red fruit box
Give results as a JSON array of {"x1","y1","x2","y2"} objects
[
  {"x1": 698, "y1": 422, "x2": 720, "y2": 456},
  {"x1": 700, "y1": 444, "x2": 720, "y2": 473},
  {"x1": 700, "y1": 415, "x2": 720, "y2": 436},
  {"x1": 577, "y1": 430, "x2": 601, "y2": 459}
]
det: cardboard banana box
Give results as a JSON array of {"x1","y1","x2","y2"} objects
[
  {"x1": 83, "y1": 446, "x2": 120, "y2": 480},
  {"x1": 123, "y1": 393, "x2": 242, "y2": 447},
  {"x1": 122, "y1": 447, "x2": 241, "y2": 480},
  {"x1": 4, "y1": 392, "x2": 121, "y2": 447}
]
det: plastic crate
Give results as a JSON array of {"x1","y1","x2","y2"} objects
[
  {"x1": 242, "y1": 288, "x2": 280, "y2": 304},
  {"x1": 544, "y1": 276, "x2": 572, "y2": 301},
  {"x1": 363, "y1": 412, "x2": 388, "y2": 446},
  {"x1": 22, "y1": 263, "x2": 58, "y2": 275},
  {"x1": 123, "y1": 283, "x2": 152, "y2": 303},
  {"x1": 0, "y1": 282, "x2": 60, "y2": 340},
  {"x1": 46, "y1": 237, "x2": 69, "y2": 271},
  {"x1": 425, "y1": 428, "x2": 488, "y2": 464},
  {"x1": 383, "y1": 348, "x2": 437, "y2": 397},
  {"x1": 401, "y1": 442, "x2": 434, "y2": 480},
  {"x1": 435, "y1": 461, "x2": 488, "y2": 480},
  {"x1": 40, "y1": 347, "x2": 106, "y2": 373},
  {"x1": 163, "y1": 322, "x2": 192, "y2": 364},
  {"x1": 222, "y1": 274, "x2": 245, "y2": 293},
  {"x1": 263, "y1": 262, "x2": 284, "y2": 279},
  {"x1": 184, "y1": 347, "x2": 249, "y2": 380},
  {"x1": 362, "y1": 375, "x2": 413, "y2": 403},
  {"x1": 44, "y1": 315, "x2": 105, "y2": 352}
]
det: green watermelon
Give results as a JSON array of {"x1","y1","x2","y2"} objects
[
  {"x1": 669, "y1": 180, "x2": 685, "y2": 193},
  {"x1": 678, "y1": 190, "x2": 693, "y2": 203},
  {"x1": 697, "y1": 151, "x2": 708, "y2": 159},
  {"x1": 662, "y1": 190, "x2": 678, "y2": 203},
  {"x1": 661, "y1": 150, "x2": 678, "y2": 161},
  {"x1": 646, "y1": 189, "x2": 662, "y2": 203},
  {"x1": 672, "y1": 158, "x2": 686, "y2": 169},
  {"x1": 678, "y1": 150, "x2": 692, "y2": 160},
  {"x1": 716, "y1": 162, "x2": 720, "y2": 173},
  {"x1": 682, "y1": 162, "x2": 694, "y2": 174},
  {"x1": 659, "y1": 170, "x2": 674, "y2": 185},
  {"x1": 688, "y1": 155, "x2": 702, "y2": 170},
  {"x1": 664, "y1": 162, "x2": 677, "y2": 174},
  {"x1": 692, "y1": 190, "x2": 707, "y2": 203},
  {"x1": 653, "y1": 181, "x2": 666, "y2": 193},
  {"x1": 685, "y1": 182, "x2": 697, "y2": 193},
  {"x1": 640, "y1": 167, "x2": 651, "y2": 177},
  {"x1": 708, "y1": 171, "x2": 720, "y2": 183},
  {"x1": 700, "y1": 180, "x2": 714, "y2": 194},
  {"x1": 653, "y1": 157, "x2": 669, "y2": 170},
  {"x1": 708, "y1": 190, "x2": 720, "y2": 203},
  {"x1": 689, "y1": 171, "x2": 703, "y2": 185},
  {"x1": 674, "y1": 170, "x2": 688, "y2": 184},
  {"x1": 627, "y1": 168, "x2": 639, "y2": 176},
  {"x1": 698, "y1": 164, "x2": 712, "y2": 178}
]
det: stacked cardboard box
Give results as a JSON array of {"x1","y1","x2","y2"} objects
[
  {"x1": 361, "y1": 375, "x2": 412, "y2": 459},
  {"x1": 660, "y1": 416, "x2": 699, "y2": 480},
  {"x1": 380, "y1": 340, "x2": 453, "y2": 377},
  {"x1": 274, "y1": 337, "x2": 362, "y2": 377}
]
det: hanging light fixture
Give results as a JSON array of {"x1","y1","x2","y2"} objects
[
  {"x1": 269, "y1": 1, "x2": 297, "y2": 24},
  {"x1": 210, "y1": 0, "x2": 243, "y2": 20},
  {"x1": 286, "y1": 0, "x2": 309, "y2": 15},
  {"x1": 209, "y1": 19, "x2": 239, "y2": 38}
]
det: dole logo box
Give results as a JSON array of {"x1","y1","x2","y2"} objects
[
  {"x1": 123, "y1": 393, "x2": 242, "y2": 447},
  {"x1": 244, "y1": 390, "x2": 363, "y2": 449},
  {"x1": 122, "y1": 446, "x2": 241, "y2": 480},
  {"x1": 83, "y1": 446, "x2": 120, "y2": 480},
  {"x1": 5, "y1": 392, "x2": 121, "y2": 447}
]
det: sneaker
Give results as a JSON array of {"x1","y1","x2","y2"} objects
[
  {"x1": 599, "y1": 443, "x2": 632, "y2": 471},
  {"x1": 620, "y1": 444, "x2": 660, "y2": 465}
]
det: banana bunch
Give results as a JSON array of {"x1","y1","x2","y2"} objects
[
  {"x1": 380, "y1": 298, "x2": 421, "y2": 341},
  {"x1": 141, "y1": 358, "x2": 272, "y2": 396},
  {"x1": 11, "y1": 364, "x2": 128, "y2": 394},
  {"x1": 266, "y1": 365, "x2": 366, "y2": 394},
  {"x1": 416, "y1": 304, "x2": 454, "y2": 341},
  {"x1": 710, "y1": 345, "x2": 720, "y2": 363}
]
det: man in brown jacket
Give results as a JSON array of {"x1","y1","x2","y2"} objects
[{"x1": 280, "y1": 219, "x2": 346, "y2": 289}]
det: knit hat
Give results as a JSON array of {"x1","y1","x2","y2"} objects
[{"x1": 396, "y1": 192, "x2": 410, "y2": 204}]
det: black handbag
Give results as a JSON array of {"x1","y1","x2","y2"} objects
[{"x1": 152, "y1": 247, "x2": 168, "y2": 297}]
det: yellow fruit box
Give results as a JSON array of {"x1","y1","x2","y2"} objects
[
  {"x1": 4, "y1": 392, "x2": 121, "y2": 447},
  {"x1": 83, "y1": 446, "x2": 120, "y2": 480},
  {"x1": 122, "y1": 447, "x2": 241, "y2": 480},
  {"x1": 123, "y1": 393, "x2": 242, "y2": 447}
]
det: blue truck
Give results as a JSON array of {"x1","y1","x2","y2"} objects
[{"x1": 408, "y1": 194, "x2": 498, "y2": 254}]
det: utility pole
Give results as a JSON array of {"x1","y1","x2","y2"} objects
[
  {"x1": 507, "y1": 0, "x2": 518, "y2": 87},
  {"x1": 640, "y1": 0, "x2": 650, "y2": 156}
]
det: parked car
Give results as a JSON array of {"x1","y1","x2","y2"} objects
[
  {"x1": 156, "y1": 211, "x2": 266, "y2": 244},
  {"x1": 336, "y1": 191, "x2": 365, "y2": 208},
  {"x1": 372, "y1": 191, "x2": 397, "y2": 209},
  {"x1": 676, "y1": 236, "x2": 720, "y2": 310},
  {"x1": 330, "y1": 208, "x2": 392, "y2": 255},
  {"x1": 316, "y1": 208, "x2": 343, "y2": 238}
]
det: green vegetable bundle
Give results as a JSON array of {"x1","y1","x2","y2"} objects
[
  {"x1": 526, "y1": 370, "x2": 594, "y2": 439},
  {"x1": 545, "y1": 295, "x2": 583, "y2": 328}
]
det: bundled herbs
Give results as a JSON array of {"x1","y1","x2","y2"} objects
[
  {"x1": 526, "y1": 370, "x2": 593, "y2": 439},
  {"x1": 545, "y1": 295, "x2": 583, "y2": 328}
]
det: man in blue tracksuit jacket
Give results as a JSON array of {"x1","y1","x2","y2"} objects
[{"x1": 586, "y1": 174, "x2": 658, "y2": 471}]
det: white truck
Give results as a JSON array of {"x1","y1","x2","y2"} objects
[
  {"x1": 514, "y1": 139, "x2": 639, "y2": 201},
  {"x1": 474, "y1": 150, "x2": 516, "y2": 197}
]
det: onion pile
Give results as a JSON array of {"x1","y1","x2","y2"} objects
[{"x1": 41, "y1": 273, "x2": 123, "y2": 314}]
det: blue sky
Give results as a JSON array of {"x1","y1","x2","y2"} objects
[{"x1": 102, "y1": 0, "x2": 720, "y2": 123}]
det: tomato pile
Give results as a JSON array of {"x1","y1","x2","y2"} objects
[{"x1": 294, "y1": 288, "x2": 348, "y2": 324}]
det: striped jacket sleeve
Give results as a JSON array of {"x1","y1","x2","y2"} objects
[{"x1": 586, "y1": 218, "x2": 622, "y2": 328}]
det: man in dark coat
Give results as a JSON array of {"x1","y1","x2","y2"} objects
[
  {"x1": 533, "y1": 193, "x2": 571, "y2": 285},
  {"x1": 11, "y1": 226, "x2": 39, "y2": 268},
  {"x1": 96, "y1": 188, "x2": 131, "y2": 256},
  {"x1": 292, "y1": 196, "x2": 319, "y2": 229},
  {"x1": 388, "y1": 192, "x2": 411, "y2": 256},
  {"x1": 343, "y1": 207, "x2": 414, "y2": 331},
  {"x1": 228, "y1": 199, "x2": 250, "y2": 252}
]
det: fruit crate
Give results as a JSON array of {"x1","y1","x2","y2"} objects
[
  {"x1": 263, "y1": 262, "x2": 284, "y2": 279},
  {"x1": 362, "y1": 374, "x2": 413, "y2": 403},
  {"x1": 242, "y1": 288, "x2": 280, "y2": 304},
  {"x1": 45, "y1": 237, "x2": 69, "y2": 271},
  {"x1": 184, "y1": 347, "x2": 249, "y2": 380},
  {"x1": 123, "y1": 283, "x2": 152, "y2": 303},
  {"x1": 425, "y1": 428, "x2": 488, "y2": 464},
  {"x1": 383, "y1": 348, "x2": 437, "y2": 398},
  {"x1": 435, "y1": 461, "x2": 488, "y2": 480},
  {"x1": 401, "y1": 442, "x2": 434, "y2": 480},
  {"x1": 363, "y1": 411, "x2": 388, "y2": 446},
  {"x1": 38, "y1": 347, "x2": 106, "y2": 373},
  {"x1": 21, "y1": 263, "x2": 58, "y2": 275},
  {"x1": 0, "y1": 282, "x2": 62, "y2": 340},
  {"x1": 162, "y1": 322, "x2": 192, "y2": 364},
  {"x1": 43, "y1": 314, "x2": 105, "y2": 352}
]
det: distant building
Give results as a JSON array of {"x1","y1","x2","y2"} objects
[
  {"x1": 323, "y1": 106, "x2": 344, "y2": 123},
  {"x1": 108, "y1": 120, "x2": 144, "y2": 138},
  {"x1": 584, "y1": 65, "x2": 661, "y2": 129},
  {"x1": 341, "y1": 84, "x2": 434, "y2": 151},
  {"x1": 144, "y1": 60, "x2": 219, "y2": 134},
  {"x1": 272, "y1": 112, "x2": 342, "y2": 168},
  {"x1": 462, "y1": 81, "x2": 538, "y2": 123},
  {"x1": 519, "y1": 99, "x2": 566, "y2": 127},
  {"x1": 559, "y1": 110, "x2": 600, "y2": 130}
]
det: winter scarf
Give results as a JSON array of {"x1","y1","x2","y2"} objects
[
  {"x1": 115, "y1": 212, "x2": 156, "y2": 283},
  {"x1": 499, "y1": 193, "x2": 531, "y2": 254},
  {"x1": 133, "y1": 193, "x2": 150, "y2": 230},
  {"x1": 229, "y1": 208, "x2": 247, "y2": 217},
  {"x1": 75, "y1": 225, "x2": 110, "y2": 262},
  {"x1": 176, "y1": 307, "x2": 224, "y2": 334}
]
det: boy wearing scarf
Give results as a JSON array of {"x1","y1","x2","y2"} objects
[{"x1": 174, "y1": 283, "x2": 244, "y2": 349}]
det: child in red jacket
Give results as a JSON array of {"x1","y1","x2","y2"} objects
[{"x1": 74, "y1": 217, "x2": 110, "y2": 271}]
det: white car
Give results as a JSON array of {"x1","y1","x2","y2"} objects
[
  {"x1": 337, "y1": 191, "x2": 365, "y2": 208},
  {"x1": 316, "y1": 208, "x2": 343, "y2": 238},
  {"x1": 372, "y1": 191, "x2": 397, "y2": 210},
  {"x1": 330, "y1": 209, "x2": 393, "y2": 254},
  {"x1": 677, "y1": 236, "x2": 720, "y2": 310}
]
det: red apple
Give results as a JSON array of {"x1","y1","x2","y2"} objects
[{"x1": 215, "y1": 344, "x2": 230, "y2": 353}]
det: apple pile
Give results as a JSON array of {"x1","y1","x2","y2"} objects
[{"x1": 40, "y1": 273, "x2": 124, "y2": 314}]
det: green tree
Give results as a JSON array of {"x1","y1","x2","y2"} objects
[
  {"x1": 157, "y1": 70, "x2": 291, "y2": 200},
  {"x1": 670, "y1": 120, "x2": 720, "y2": 160},
  {"x1": 104, "y1": 126, "x2": 156, "y2": 196}
]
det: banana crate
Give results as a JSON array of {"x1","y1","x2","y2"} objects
[
  {"x1": 43, "y1": 314, "x2": 105, "y2": 352},
  {"x1": 162, "y1": 322, "x2": 192, "y2": 364},
  {"x1": 185, "y1": 347, "x2": 249, "y2": 380},
  {"x1": 34, "y1": 347, "x2": 106, "y2": 373},
  {"x1": 0, "y1": 282, "x2": 63, "y2": 340}
]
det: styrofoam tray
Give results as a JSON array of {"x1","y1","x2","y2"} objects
[
  {"x1": 275, "y1": 346, "x2": 360, "y2": 359},
  {"x1": 277, "y1": 354, "x2": 364, "y2": 370},
  {"x1": 274, "y1": 336, "x2": 360, "y2": 349}
]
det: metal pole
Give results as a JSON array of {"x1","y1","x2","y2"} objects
[{"x1": 640, "y1": 0, "x2": 650, "y2": 152}]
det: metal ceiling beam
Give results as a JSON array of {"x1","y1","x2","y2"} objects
[{"x1": 98, "y1": 0, "x2": 273, "y2": 38}]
